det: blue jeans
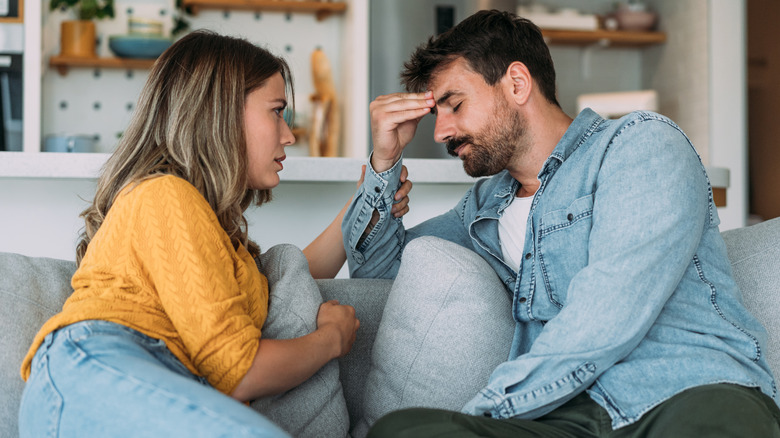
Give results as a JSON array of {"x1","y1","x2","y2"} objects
[{"x1": 19, "y1": 320, "x2": 289, "y2": 437}]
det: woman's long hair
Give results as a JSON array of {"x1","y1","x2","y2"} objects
[{"x1": 76, "y1": 30, "x2": 294, "y2": 264}]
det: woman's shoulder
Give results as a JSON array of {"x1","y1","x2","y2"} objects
[{"x1": 120, "y1": 175, "x2": 206, "y2": 205}]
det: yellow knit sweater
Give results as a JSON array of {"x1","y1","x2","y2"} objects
[{"x1": 20, "y1": 175, "x2": 268, "y2": 395}]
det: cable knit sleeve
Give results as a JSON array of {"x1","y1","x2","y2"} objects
[{"x1": 127, "y1": 176, "x2": 265, "y2": 394}]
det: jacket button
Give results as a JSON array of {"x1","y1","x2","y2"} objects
[
  {"x1": 518, "y1": 297, "x2": 527, "y2": 303},
  {"x1": 483, "y1": 412, "x2": 493, "y2": 418},
  {"x1": 567, "y1": 213, "x2": 574, "y2": 221},
  {"x1": 374, "y1": 186, "x2": 381, "y2": 193},
  {"x1": 524, "y1": 253, "x2": 532, "y2": 260}
]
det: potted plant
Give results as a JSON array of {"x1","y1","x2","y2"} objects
[{"x1": 50, "y1": 0, "x2": 115, "y2": 58}]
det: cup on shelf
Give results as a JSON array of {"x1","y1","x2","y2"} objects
[
  {"x1": 43, "y1": 135, "x2": 95, "y2": 153},
  {"x1": 128, "y1": 18, "x2": 164, "y2": 37}
]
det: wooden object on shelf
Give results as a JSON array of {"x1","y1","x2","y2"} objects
[
  {"x1": 309, "y1": 48, "x2": 339, "y2": 157},
  {"x1": 542, "y1": 29, "x2": 666, "y2": 47},
  {"x1": 181, "y1": 0, "x2": 346, "y2": 21},
  {"x1": 49, "y1": 55, "x2": 156, "y2": 75},
  {"x1": 713, "y1": 187, "x2": 726, "y2": 208}
]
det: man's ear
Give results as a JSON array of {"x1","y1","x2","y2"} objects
[{"x1": 503, "y1": 61, "x2": 532, "y2": 106}]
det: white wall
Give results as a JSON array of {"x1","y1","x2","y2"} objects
[{"x1": 708, "y1": 0, "x2": 747, "y2": 229}]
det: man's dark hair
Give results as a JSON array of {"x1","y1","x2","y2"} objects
[{"x1": 401, "y1": 9, "x2": 559, "y2": 107}]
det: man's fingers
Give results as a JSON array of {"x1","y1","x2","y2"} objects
[{"x1": 371, "y1": 93, "x2": 435, "y2": 118}]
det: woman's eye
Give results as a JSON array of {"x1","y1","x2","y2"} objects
[
  {"x1": 453, "y1": 102, "x2": 462, "y2": 113},
  {"x1": 274, "y1": 107, "x2": 285, "y2": 117}
]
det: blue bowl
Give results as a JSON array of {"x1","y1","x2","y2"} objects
[{"x1": 108, "y1": 35, "x2": 173, "y2": 59}]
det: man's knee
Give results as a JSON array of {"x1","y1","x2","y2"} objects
[
  {"x1": 367, "y1": 408, "x2": 457, "y2": 438},
  {"x1": 636, "y1": 384, "x2": 780, "y2": 438}
]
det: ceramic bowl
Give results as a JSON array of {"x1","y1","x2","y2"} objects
[
  {"x1": 614, "y1": 9, "x2": 657, "y2": 31},
  {"x1": 108, "y1": 35, "x2": 173, "y2": 59}
]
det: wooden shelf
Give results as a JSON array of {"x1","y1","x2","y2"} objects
[
  {"x1": 49, "y1": 55, "x2": 157, "y2": 76},
  {"x1": 542, "y1": 29, "x2": 666, "y2": 47},
  {"x1": 182, "y1": 0, "x2": 346, "y2": 21}
]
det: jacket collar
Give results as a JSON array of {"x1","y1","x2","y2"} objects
[{"x1": 539, "y1": 108, "x2": 605, "y2": 179}]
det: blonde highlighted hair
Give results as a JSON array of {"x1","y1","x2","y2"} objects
[{"x1": 76, "y1": 30, "x2": 294, "y2": 264}]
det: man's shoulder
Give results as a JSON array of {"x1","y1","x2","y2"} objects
[{"x1": 609, "y1": 111, "x2": 685, "y2": 136}]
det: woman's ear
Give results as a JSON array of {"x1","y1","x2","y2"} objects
[{"x1": 503, "y1": 61, "x2": 532, "y2": 106}]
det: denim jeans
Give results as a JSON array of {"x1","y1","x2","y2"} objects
[{"x1": 19, "y1": 320, "x2": 289, "y2": 438}]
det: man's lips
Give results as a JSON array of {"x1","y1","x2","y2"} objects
[
  {"x1": 446, "y1": 137, "x2": 471, "y2": 158},
  {"x1": 447, "y1": 143, "x2": 467, "y2": 158}
]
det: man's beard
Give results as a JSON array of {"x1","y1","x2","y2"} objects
[{"x1": 445, "y1": 102, "x2": 526, "y2": 178}]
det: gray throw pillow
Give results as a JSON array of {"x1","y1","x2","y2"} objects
[
  {"x1": 250, "y1": 244, "x2": 349, "y2": 438},
  {"x1": 353, "y1": 236, "x2": 516, "y2": 438}
]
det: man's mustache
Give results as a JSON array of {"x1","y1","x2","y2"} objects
[{"x1": 446, "y1": 135, "x2": 474, "y2": 157}]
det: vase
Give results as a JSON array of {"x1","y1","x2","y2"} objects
[{"x1": 60, "y1": 20, "x2": 97, "y2": 58}]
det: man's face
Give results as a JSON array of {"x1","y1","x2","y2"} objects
[{"x1": 429, "y1": 58, "x2": 526, "y2": 177}]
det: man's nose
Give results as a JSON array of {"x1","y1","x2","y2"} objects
[{"x1": 433, "y1": 113, "x2": 454, "y2": 144}]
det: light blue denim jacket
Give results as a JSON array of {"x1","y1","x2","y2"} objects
[{"x1": 342, "y1": 109, "x2": 778, "y2": 429}]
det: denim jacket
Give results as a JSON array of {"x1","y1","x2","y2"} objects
[{"x1": 342, "y1": 109, "x2": 778, "y2": 429}]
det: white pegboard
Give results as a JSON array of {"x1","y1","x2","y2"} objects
[{"x1": 41, "y1": 1, "x2": 345, "y2": 154}]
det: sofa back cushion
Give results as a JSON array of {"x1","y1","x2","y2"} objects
[
  {"x1": 722, "y1": 217, "x2": 780, "y2": 380},
  {"x1": 0, "y1": 253, "x2": 76, "y2": 438}
]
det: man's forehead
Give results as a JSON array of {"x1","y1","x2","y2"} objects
[{"x1": 428, "y1": 58, "x2": 485, "y2": 97}]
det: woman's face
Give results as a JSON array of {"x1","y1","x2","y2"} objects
[{"x1": 245, "y1": 72, "x2": 295, "y2": 190}]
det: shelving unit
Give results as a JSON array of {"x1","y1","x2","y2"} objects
[
  {"x1": 181, "y1": 0, "x2": 347, "y2": 21},
  {"x1": 13, "y1": 0, "x2": 666, "y2": 188},
  {"x1": 542, "y1": 28, "x2": 666, "y2": 47},
  {"x1": 44, "y1": 28, "x2": 665, "y2": 77},
  {"x1": 49, "y1": 55, "x2": 157, "y2": 75}
]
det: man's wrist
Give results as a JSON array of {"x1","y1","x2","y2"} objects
[{"x1": 370, "y1": 154, "x2": 401, "y2": 174}]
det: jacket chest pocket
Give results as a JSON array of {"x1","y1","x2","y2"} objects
[{"x1": 537, "y1": 194, "x2": 594, "y2": 307}]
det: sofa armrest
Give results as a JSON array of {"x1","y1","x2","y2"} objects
[{"x1": 0, "y1": 253, "x2": 77, "y2": 438}]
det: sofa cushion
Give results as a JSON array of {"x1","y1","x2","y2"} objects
[
  {"x1": 352, "y1": 236, "x2": 516, "y2": 438},
  {"x1": 249, "y1": 244, "x2": 350, "y2": 438},
  {"x1": 0, "y1": 252, "x2": 77, "y2": 438},
  {"x1": 722, "y1": 217, "x2": 780, "y2": 380},
  {"x1": 317, "y1": 278, "x2": 393, "y2": 428}
]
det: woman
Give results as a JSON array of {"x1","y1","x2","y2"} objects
[{"x1": 18, "y1": 31, "x2": 411, "y2": 437}]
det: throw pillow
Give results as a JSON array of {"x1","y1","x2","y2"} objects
[
  {"x1": 250, "y1": 244, "x2": 349, "y2": 438},
  {"x1": 353, "y1": 236, "x2": 516, "y2": 437}
]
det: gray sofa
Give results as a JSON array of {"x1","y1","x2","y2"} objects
[{"x1": 2, "y1": 217, "x2": 779, "y2": 437}]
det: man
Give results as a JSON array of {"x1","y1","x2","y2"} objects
[{"x1": 342, "y1": 9, "x2": 780, "y2": 438}]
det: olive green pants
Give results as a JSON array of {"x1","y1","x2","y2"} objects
[{"x1": 368, "y1": 384, "x2": 780, "y2": 438}]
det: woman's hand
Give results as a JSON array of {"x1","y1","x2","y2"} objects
[
  {"x1": 392, "y1": 165, "x2": 412, "y2": 218},
  {"x1": 356, "y1": 164, "x2": 413, "y2": 219},
  {"x1": 316, "y1": 300, "x2": 359, "y2": 358},
  {"x1": 231, "y1": 300, "x2": 359, "y2": 402}
]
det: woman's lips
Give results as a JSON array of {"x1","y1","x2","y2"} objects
[{"x1": 275, "y1": 155, "x2": 286, "y2": 170}]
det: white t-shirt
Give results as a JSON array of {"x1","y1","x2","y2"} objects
[{"x1": 498, "y1": 195, "x2": 534, "y2": 272}]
